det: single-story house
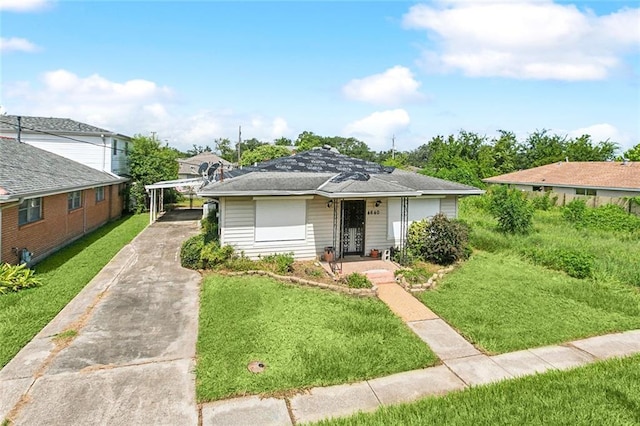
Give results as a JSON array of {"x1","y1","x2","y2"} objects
[
  {"x1": 0, "y1": 137, "x2": 128, "y2": 265},
  {"x1": 197, "y1": 146, "x2": 483, "y2": 261},
  {"x1": 0, "y1": 115, "x2": 132, "y2": 176},
  {"x1": 483, "y1": 161, "x2": 640, "y2": 197},
  {"x1": 178, "y1": 152, "x2": 233, "y2": 180}
]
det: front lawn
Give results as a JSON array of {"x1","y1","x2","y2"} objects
[
  {"x1": 420, "y1": 252, "x2": 640, "y2": 353},
  {"x1": 318, "y1": 354, "x2": 640, "y2": 426},
  {"x1": 196, "y1": 275, "x2": 437, "y2": 401},
  {"x1": 0, "y1": 214, "x2": 148, "y2": 368}
]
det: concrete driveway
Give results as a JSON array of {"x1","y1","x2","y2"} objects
[{"x1": 0, "y1": 209, "x2": 202, "y2": 425}]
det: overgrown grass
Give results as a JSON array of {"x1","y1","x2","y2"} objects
[
  {"x1": 0, "y1": 214, "x2": 147, "y2": 367},
  {"x1": 462, "y1": 202, "x2": 640, "y2": 287},
  {"x1": 421, "y1": 253, "x2": 640, "y2": 353},
  {"x1": 318, "y1": 354, "x2": 640, "y2": 426},
  {"x1": 196, "y1": 275, "x2": 437, "y2": 401}
]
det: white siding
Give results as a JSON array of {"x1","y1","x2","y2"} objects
[
  {"x1": 221, "y1": 196, "x2": 333, "y2": 260},
  {"x1": 440, "y1": 196, "x2": 458, "y2": 218},
  {"x1": 364, "y1": 198, "x2": 389, "y2": 253},
  {"x1": 0, "y1": 132, "x2": 130, "y2": 175}
]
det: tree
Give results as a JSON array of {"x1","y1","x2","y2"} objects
[
  {"x1": 185, "y1": 144, "x2": 212, "y2": 156},
  {"x1": 624, "y1": 144, "x2": 640, "y2": 161},
  {"x1": 239, "y1": 144, "x2": 290, "y2": 166},
  {"x1": 214, "y1": 138, "x2": 236, "y2": 163},
  {"x1": 565, "y1": 135, "x2": 617, "y2": 161},
  {"x1": 128, "y1": 135, "x2": 179, "y2": 213},
  {"x1": 274, "y1": 137, "x2": 293, "y2": 146},
  {"x1": 491, "y1": 130, "x2": 519, "y2": 174},
  {"x1": 521, "y1": 130, "x2": 566, "y2": 168}
]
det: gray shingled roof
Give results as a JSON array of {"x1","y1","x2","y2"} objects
[
  {"x1": 0, "y1": 115, "x2": 119, "y2": 135},
  {"x1": 0, "y1": 137, "x2": 127, "y2": 200},
  {"x1": 178, "y1": 152, "x2": 233, "y2": 176},
  {"x1": 198, "y1": 147, "x2": 483, "y2": 197}
]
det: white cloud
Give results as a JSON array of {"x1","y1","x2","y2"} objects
[
  {"x1": 567, "y1": 123, "x2": 634, "y2": 151},
  {"x1": 0, "y1": 37, "x2": 39, "y2": 53},
  {"x1": 0, "y1": 0, "x2": 51, "y2": 12},
  {"x1": 403, "y1": 1, "x2": 640, "y2": 80},
  {"x1": 1, "y1": 69, "x2": 294, "y2": 151},
  {"x1": 343, "y1": 66, "x2": 424, "y2": 106},
  {"x1": 344, "y1": 109, "x2": 411, "y2": 150}
]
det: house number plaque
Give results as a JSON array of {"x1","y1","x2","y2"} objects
[{"x1": 367, "y1": 210, "x2": 381, "y2": 215}]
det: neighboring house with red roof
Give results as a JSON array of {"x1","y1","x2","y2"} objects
[
  {"x1": 0, "y1": 115, "x2": 131, "y2": 177},
  {"x1": 484, "y1": 161, "x2": 640, "y2": 198},
  {"x1": 0, "y1": 137, "x2": 128, "y2": 265}
]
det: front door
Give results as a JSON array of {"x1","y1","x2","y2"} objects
[{"x1": 342, "y1": 200, "x2": 366, "y2": 256}]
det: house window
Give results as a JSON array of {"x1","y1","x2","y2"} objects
[
  {"x1": 255, "y1": 199, "x2": 306, "y2": 242},
  {"x1": 68, "y1": 191, "x2": 82, "y2": 211},
  {"x1": 575, "y1": 188, "x2": 597, "y2": 196},
  {"x1": 95, "y1": 187, "x2": 105, "y2": 202},
  {"x1": 18, "y1": 198, "x2": 42, "y2": 225},
  {"x1": 113, "y1": 140, "x2": 118, "y2": 156},
  {"x1": 124, "y1": 142, "x2": 129, "y2": 155},
  {"x1": 533, "y1": 186, "x2": 553, "y2": 192},
  {"x1": 388, "y1": 198, "x2": 441, "y2": 239}
]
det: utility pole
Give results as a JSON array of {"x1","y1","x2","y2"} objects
[
  {"x1": 17, "y1": 116, "x2": 22, "y2": 143},
  {"x1": 150, "y1": 131, "x2": 157, "y2": 141},
  {"x1": 237, "y1": 125, "x2": 242, "y2": 164},
  {"x1": 392, "y1": 134, "x2": 395, "y2": 159}
]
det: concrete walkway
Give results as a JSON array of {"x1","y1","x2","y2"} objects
[{"x1": 0, "y1": 209, "x2": 202, "y2": 425}]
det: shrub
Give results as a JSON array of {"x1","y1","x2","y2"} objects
[
  {"x1": 224, "y1": 252, "x2": 258, "y2": 271},
  {"x1": 395, "y1": 267, "x2": 431, "y2": 285},
  {"x1": 0, "y1": 263, "x2": 42, "y2": 294},
  {"x1": 180, "y1": 234, "x2": 205, "y2": 269},
  {"x1": 200, "y1": 243, "x2": 235, "y2": 269},
  {"x1": 407, "y1": 214, "x2": 470, "y2": 266},
  {"x1": 580, "y1": 204, "x2": 640, "y2": 233},
  {"x1": 489, "y1": 185, "x2": 534, "y2": 234},
  {"x1": 531, "y1": 192, "x2": 556, "y2": 211},
  {"x1": 521, "y1": 247, "x2": 594, "y2": 279},
  {"x1": 563, "y1": 199, "x2": 587, "y2": 223},
  {"x1": 345, "y1": 272, "x2": 372, "y2": 289},
  {"x1": 201, "y1": 209, "x2": 218, "y2": 243},
  {"x1": 261, "y1": 252, "x2": 295, "y2": 275}
]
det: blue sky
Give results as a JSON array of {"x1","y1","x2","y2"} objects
[{"x1": 1, "y1": 0, "x2": 639, "y2": 153}]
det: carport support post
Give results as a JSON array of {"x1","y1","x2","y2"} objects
[{"x1": 149, "y1": 188, "x2": 156, "y2": 224}]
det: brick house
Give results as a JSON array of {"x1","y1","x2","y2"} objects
[{"x1": 0, "y1": 137, "x2": 128, "y2": 265}]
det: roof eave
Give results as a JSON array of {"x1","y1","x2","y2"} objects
[
  {"x1": 483, "y1": 180, "x2": 639, "y2": 192},
  {"x1": 4, "y1": 178, "x2": 128, "y2": 201}
]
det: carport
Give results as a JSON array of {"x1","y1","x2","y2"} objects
[{"x1": 145, "y1": 178, "x2": 204, "y2": 224}]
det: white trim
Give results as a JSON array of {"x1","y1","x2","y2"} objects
[{"x1": 252, "y1": 195, "x2": 313, "y2": 201}]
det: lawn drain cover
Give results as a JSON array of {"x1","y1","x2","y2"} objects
[{"x1": 248, "y1": 361, "x2": 266, "y2": 373}]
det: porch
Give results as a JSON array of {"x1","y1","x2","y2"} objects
[{"x1": 320, "y1": 255, "x2": 401, "y2": 285}]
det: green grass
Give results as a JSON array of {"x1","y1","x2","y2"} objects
[
  {"x1": 196, "y1": 275, "x2": 438, "y2": 401},
  {"x1": 318, "y1": 354, "x2": 640, "y2": 426},
  {"x1": 462, "y1": 203, "x2": 640, "y2": 287},
  {"x1": 420, "y1": 252, "x2": 640, "y2": 353},
  {"x1": 0, "y1": 214, "x2": 147, "y2": 367}
]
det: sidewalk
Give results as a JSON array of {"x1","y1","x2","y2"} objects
[
  {"x1": 201, "y1": 329, "x2": 640, "y2": 425},
  {"x1": 0, "y1": 210, "x2": 202, "y2": 425}
]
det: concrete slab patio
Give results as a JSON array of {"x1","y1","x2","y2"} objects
[{"x1": 0, "y1": 209, "x2": 202, "y2": 425}]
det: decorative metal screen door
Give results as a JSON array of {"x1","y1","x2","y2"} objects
[{"x1": 341, "y1": 200, "x2": 366, "y2": 255}]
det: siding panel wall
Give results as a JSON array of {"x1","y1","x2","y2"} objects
[{"x1": 440, "y1": 196, "x2": 457, "y2": 218}]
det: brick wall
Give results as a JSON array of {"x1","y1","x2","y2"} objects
[{"x1": 1, "y1": 184, "x2": 124, "y2": 265}]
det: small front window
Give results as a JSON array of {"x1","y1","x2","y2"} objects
[
  {"x1": 113, "y1": 140, "x2": 118, "y2": 156},
  {"x1": 575, "y1": 188, "x2": 596, "y2": 196},
  {"x1": 68, "y1": 191, "x2": 82, "y2": 211},
  {"x1": 18, "y1": 198, "x2": 42, "y2": 225},
  {"x1": 95, "y1": 187, "x2": 105, "y2": 202}
]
